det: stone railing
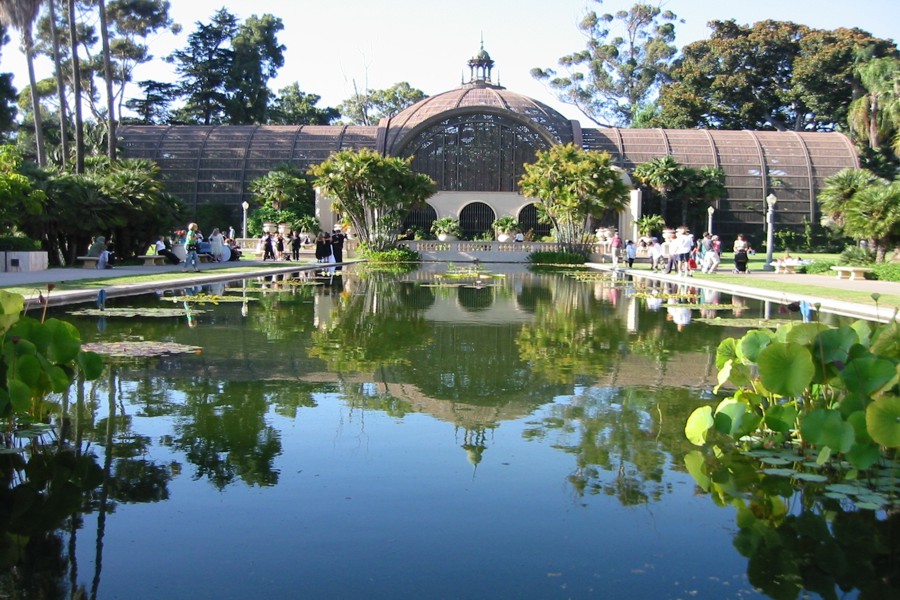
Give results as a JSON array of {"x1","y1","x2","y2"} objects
[{"x1": 399, "y1": 240, "x2": 605, "y2": 262}]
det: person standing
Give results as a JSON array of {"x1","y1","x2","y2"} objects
[
  {"x1": 183, "y1": 222, "x2": 201, "y2": 272},
  {"x1": 208, "y1": 228, "x2": 225, "y2": 262},
  {"x1": 624, "y1": 240, "x2": 637, "y2": 268},
  {"x1": 290, "y1": 232, "x2": 302, "y2": 260},
  {"x1": 262, "y1": 233, "x2": 275, "y2": 261},
  {"x1": 331, "y1": 226, "x2": 346, "y2": 268}
]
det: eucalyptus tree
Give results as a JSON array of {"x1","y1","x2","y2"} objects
[
  {"x1": 97, "y1": 0, "x2": 114, "y2": 159},
  {"x1": 338, "y1": 81, "x2": 425, "y2": 126},
  {"x1": 310, "y1": 148, "x2": 435, "y2": 251},
  {"x1": 67, "y1": 0, "x2": 84, "y2": 172},
  {"x1": 518, "y1": 143, "x2": 630, "y2": 249},
  {"x1": 531, "y1": 2, "x2": 681, "y2": 126},
  {"x1": 268, "y1": 83, "x2": 339, "y2": 125},
  {"x1": 0, "y1": 0, "x2": 47, "y2": 166}
]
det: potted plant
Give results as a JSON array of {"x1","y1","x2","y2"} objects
[
  {"x1": 296, "y1": 215, "x2": 319, "y2": 238},
  {"x1": 431, "y1": 216, "x2": 462, "y2": 241},
  {"x1": 492, "y1": 215, "x2": 519, "y2": 242}
]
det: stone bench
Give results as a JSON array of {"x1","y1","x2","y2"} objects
[
  {"x1": 137, "y1": 254, "x2": 167, "y2": 266},
  {"x1": 76, "y1": 256, "x2": 100, "y2": 269},
  {"x1": 830, "y1": 265, "x2": 873, "y2": 280},
  {"x1": 774, "y1": 263, "x2": 799, "y2": 274}
]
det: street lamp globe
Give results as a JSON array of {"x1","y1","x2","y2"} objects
[
  {"x1": 706, "y1": 205, "x2": 715, "y2": 233},
  {"x1": 764, "y1": 194, "x2": 778, "y2": 271},
  {"x1": 241, "y1": 201, "x2": 250, "y2": 239}
]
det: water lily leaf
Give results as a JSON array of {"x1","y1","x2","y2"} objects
[
  {"x1": 869, "y1": 319, "x2": 900, "y2": 359},
  {"x1": 866, "y1": 395, "x2": 900, "y2": 448},
  {"x1": 840, "y1": 357, "x2": 897, "y2": 397},
  {"x1": 757, "y1": 342, "x2": 814, "y2": 397},
  {"x1": 78, "y1": 351, "x2": 104, "y2": 380},
  {"x1": 792, "y1": 472, "x2": 828, "y2": 483},
  {"x1": 69, "y1": 307, "x2": 209, "y2": 318},
  {"x1": 764, "y1": 402, "x2": 798, "y2": 433},
  {"x1": 737, "y1": 330, "x2": 773, "y2": 364},
  {"x1": 761, "y1": 468, "x2": 795, "y2": 476},
  {"x1": 802, "y1": 409, "x2": 854, "y2": 452},
  {"x1": 713, "y1": 398, "x2": 759, "y2": 437},
  {"x1": 813, "y1": 327, "x2": 858, "y2": 365},
  {"x1": 782, "y1": 322, "x2": 829, "y2": 345},
  {"x1": 7, "y1": 379, "x2": 31, "y2": 412},
  {"x1": 855, "y1": 502, "x2": 882, "y2": 510},
  {"x1": 683, "y1": 451, "x2": 710, "y2": 491},
  {"x1": 759, "y1": 457, "x2": 791, "y2": 466},
  {"x1": 685, "y1": 406, "x2": 714, "y2": 446},
  {"x1": 846, "y1": 442, "x2": 880, "y2": 470},
  {"x1": 81, "y1": 341, "x2": 203, "y2": 358},
  {"x1": 824, "y1": 492, "x2": 848, "y2": 500}
]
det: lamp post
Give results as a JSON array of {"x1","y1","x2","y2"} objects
[
  {"x1": 763, "y1": 193, "x2": 777, "y2": 271},
  {"x1": 707, "y1": 206, "x2": 715, "y2": 234},
  {"x1": 241, "y1": 201, "x2": 249, "y2": 239}
]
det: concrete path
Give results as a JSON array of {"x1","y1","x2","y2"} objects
[{"x1": 0, "y1": 259, "x2": 332, "y2": 308}]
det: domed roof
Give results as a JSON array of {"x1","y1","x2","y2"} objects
[{"x1": 383, "y1": 81, "x2": 574, "y2": 155}]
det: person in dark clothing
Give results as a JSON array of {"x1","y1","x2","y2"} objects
[
  {"x1": 331, "y1": 226, "x2": 346, "y2": 268},
  {"x1": 290, "y1": 232, "x2": 302, "y2": 260},
  {"x1": 262, "y1": 233, "x2": 275, "y2": 261}
]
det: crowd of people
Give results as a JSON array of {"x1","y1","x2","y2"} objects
[{"x1": 621, "y1": 226, "x2": 757, "y2": 276}]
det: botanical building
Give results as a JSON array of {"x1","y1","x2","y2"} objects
[{"x1": 119, "y1": 47, "x2": 859, "y2": 239}]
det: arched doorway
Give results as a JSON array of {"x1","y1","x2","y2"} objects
[
  {"x1": 518, "y1": 203, "x2": 551, "y2": 240},
  {"x1": 459, "y1": 202, "x2": 495, "y2": 240},
  {"x1": 402, "y1": 203, "x2": 437, "y2": 238}
]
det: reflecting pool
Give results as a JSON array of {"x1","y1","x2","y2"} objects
[{"x1": 4, "y1": 265, "x2": 896, "y2": 599}]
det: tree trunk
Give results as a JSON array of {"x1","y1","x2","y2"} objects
[
  {"x1": 23, "y1": 29, "x2": 46, "y2": 167},
  {"x1": 68, "y1": 0, "x2": 85, "y2": 173},
  {"x1": 98, "y1": 0, "x2": 116, "y2": 161},
  {"x1": 48, "y1": 0, "x2": 69, "y2": 167}
]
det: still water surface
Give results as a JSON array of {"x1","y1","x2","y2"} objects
[{"x1": 11, "y1": 265, "x2": 885, "y2": 598}]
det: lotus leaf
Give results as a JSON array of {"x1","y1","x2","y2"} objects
[
  {"x1": 78, "y1": 351, "x2": 104, "y2": 379},
  {"x1": 714, "y1": 398, "x2": 761, "y2": 437},
  {"x1": 850, "y1": 320, "x2": 872, "y2": 347},
  {"x1": 792, "y1": 472, "x2": 828, "y2": 483},
  {"x1": 757, "y1": 342, "x2": 814, "y2": 397},
  {"x1": 683, "y1": 451, "x2": 710, "y2": 491},
  {"x1": 846, "y1": 443, "x2": 881, "y2": 470},
  {"x1": 764, "y1": 402, "x2": 799, "y2": 433},
  {"x1": 685, "y1": 406, "x2": 714, "y2": 446},
  {"x1": 866, "y1": 395, "x2": 900, "y2": 447},
  {"x1": 737, "y1": 330, "x2": 773, "y2": 363},
  {"x1": 715, "y1": 338, "x2": 738, "y2": 370},
  {"x1": 45, "y1": 319, "x2": 82, "y2": 363},
  {"x1": 840, "y1": 357, "x2": 897, "y2": 396},
  {"x1": 869, "y1": 319, "x2": 900, "y2": 359},
  {"x1": 813, "y1": 327, "x2": 858, "y2": 365},
  {"x1": 0, "y1": 290, "x2": 24, "y2": 334},
  {"x1": 801, "y1": 408, "x2": 854, "y2": 453},
  {"x1": 781, "y1": 322, "x2": 828, "y2": 345},
  {"x1": 7, "y1": 379, "x2": 31, "y2": 411}
]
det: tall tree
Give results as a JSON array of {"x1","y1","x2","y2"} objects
[
  {"x1": 518, "y1": 144, "x2": 630, "y2": 249},
  {"x1": 0, "y1": 0, "x2": 47, "y2": 166},
  {"x1": 655, "y1": 20, "x2": 897, "y2": 132},
  {"x1": 268, "y1": 83, "x2": 338, "y2": 125},
  {"x1": 123, "y1": 78, "x2": 176, "y2": 124},
  {"x1": 531, "y1": 2, "x2": 680, "y2": 126},
  {"x1": 225, "y1": 13, "x2": 284, "y2": 124},
  {"x1": 310, "y1": 148, "x2": 435, "y2": 251},
  {"x1": 68, "y1": 0, "x2": 84, "y2": 172},
  {"x1": 97, "y1": 0, "x2": 115, "y2": 160},
  {"x1": 338, "y1": 81, "x2": 425, "y2": 126},
  {"x1": 848, "y1": 55, "x2": 900, "y2": 151},
  {"x1": 46, "y1": 0, "x2": 67, "y2": 165}
]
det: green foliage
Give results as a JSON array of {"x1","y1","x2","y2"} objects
[
  {"x1": 636, "y1": 214, "x2": 665, "y2": 237},
  {"x1": 269, "y1": 83, "x2": 339, "y2": 125},
  {"x1": 0, "y1": 235, "x2": 40, "y2": 251},
  {"x1": 491, "y1": 215, "x2": 519, "y2": 233},
  {"x1": 0, "y1": 145, "x2": 46, "y2": 232},
  {"x1": 801, "y1": 260, "x2": 836, "y2": 274},
  {"x1": 531, "y1": 3, "x2": 680, "y2": 126},
  {"x1": 684, "y1": 320, "x2": 900, "y2": 488},
  {"x1": 519, "y1": 144, "x2": 629, "y2": 249},
  {"x1": 527, "y1": 251, "x2": 586, "y2": 265},
  {"x1": 358, "y1": 246, "x2": 420, "y2": 263},
  {"x1": 873, "y1": 262, "x2": 900, "y2": 282},
  {"x1": 337, "y1": 82, "x2": 425, "y2": 126},
  {"x1": 430, "y1": 217, "x2": 461, "y2": 237},
  {"x1": 0, "y1": 290, "x2": 103, "y2": 430},
  {"x1": 840, "y1": 245, "x2": 875, "y2": 265},
  {"x1": 311, "y1": 148, "x2": 434, "y2": 251}
]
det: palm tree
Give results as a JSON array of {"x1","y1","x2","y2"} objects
[
  {"x1": 818, "y1": 168, "x2": 883, "y2": 228},
  {"x1": 634, "y1": 156, "x2": 683, "y2": 224},
  {"x1": 848, "y1": 56, "x2": 899, "y2": 151},
  {"x1": 842, "y1": 181, "x2": 900, "y2": 263},
  {"x1": 0, "y1": 0, "x2": 46, "y2": 166}
]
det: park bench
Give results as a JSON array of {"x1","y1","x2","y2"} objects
[
  {"x1": 830, "y1": 265, "x2": 873, "y2": 280},
  {"x1": 76, "y1": 256, "x2": 100, "y2": 269},
  {"x1": 137, "y1": 254, "x2": 168, "y2": 266}
]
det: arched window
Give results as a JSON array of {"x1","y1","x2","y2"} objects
[
  {"x1": 518, "y1": 203, "x2": 551, "y2": 240},
  {"x1": 401, "y1": 113, "x2": 550, "y2": 192},
  {"x1": 459, "y1": 202, "x2": 495, "y2": 239},
  {"x1": 402, "y1": 203, "x2": 438, "y2": 237}
]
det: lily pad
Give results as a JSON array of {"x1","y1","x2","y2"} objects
[
  {"x1": 167, "y1": 294, "x2": 250, "y2": 304},
  {"x1": 761, "y1": 468, "x2": 796, "y2": 477},
  {"x1": 757, "y1": 342, "x2": 814, "y2": 397},
  {"x1": 866, "y1": 395, "x2": 900, "y2": 448},
  {"x1": 69, "y1": 307, "x2": 208, "y2": 318},
  {"x1": 81, "y1": 341, "x2": 202, "y2": 358}
]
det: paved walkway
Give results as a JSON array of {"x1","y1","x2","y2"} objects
[
  {"x1": 587, "y1": 263, "x2": 899, "y2": 323},
  {"x1": 0, "y1": 259, "x2": 331, "y2": 308}
]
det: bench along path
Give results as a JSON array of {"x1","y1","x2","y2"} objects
[{"x1": 830, "y1": 265, "x2": 874, "y2": 280}]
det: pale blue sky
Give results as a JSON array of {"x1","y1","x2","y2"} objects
[{"x1": 1, "y1": 0, "x2": 897, "y2": 122}]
